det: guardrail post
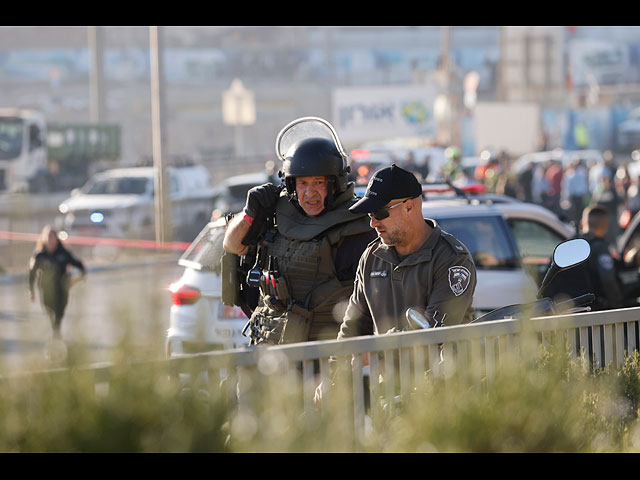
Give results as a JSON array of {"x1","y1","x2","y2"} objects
[{"x1": 351, "y1": 353, "x2": 365, "y2": 449}]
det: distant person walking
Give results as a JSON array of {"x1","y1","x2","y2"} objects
[
  {"x1": 29, "y1": 225, "x2": 86, "y2": 339},
  {"x1": 561, "y1": 158, "x2": 590, "y2": 224}
]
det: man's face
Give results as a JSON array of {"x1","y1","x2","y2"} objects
[
  {"x1": 295, "y1": 176, "x2": 329, "y2": 216},
  {"x1": 368, "y1": 198, "x2": 411, "y2": 246}
]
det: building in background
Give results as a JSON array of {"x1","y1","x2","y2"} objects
[{"x1": 0, "y1": 26, "x2": 639, "y2": 182}]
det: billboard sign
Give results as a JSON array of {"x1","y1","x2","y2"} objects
[{"x1": 332, "y1": 84, "x2": 438, "y2": 145}]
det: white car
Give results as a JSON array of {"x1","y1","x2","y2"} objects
[
  {"x1": 420, "y1": 190, "x2": 575, "y2": 313},
  {"x1": 166, "y1": 218, "x2": 249, "y2": 357},
  {"x1": 57, "y1": 165, "x2": 215, "y2": 242}
]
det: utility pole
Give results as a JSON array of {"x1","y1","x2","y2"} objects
[
  {"x1": 149, "y1": 26, "x2": 172, "y2": 243},
  {"x1": 88, "y1": 26, "x2": 106, "y2": 122}
]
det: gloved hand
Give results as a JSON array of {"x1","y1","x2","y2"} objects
[
  {"x1": 241, "y1": 183, "x2": 282, "y2": 246},
  {"x1": 244, "y1": 183, "x2": 282, "y2": 219}
]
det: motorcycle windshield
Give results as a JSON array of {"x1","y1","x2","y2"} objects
[{"x1": 275, "y1": 116, "x2": 347, "y2": 162}]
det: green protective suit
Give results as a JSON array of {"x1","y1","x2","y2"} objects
[{"x1": 247, "y1": 183, "x2": 374, "y2": 344}]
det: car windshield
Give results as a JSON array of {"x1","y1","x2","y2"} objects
[
  {"x1": 179, "y1": 223, "x2": 226, "y2": 273},
  {"x1": 85, "y1": 176, "x2": 150, "y2": 195},
  {"x1": 0, "y1": 117, "x2": 24, "y2": 160},
  {"x1": 435, "y1": 215, "x2": 519, "y2": 269},
  {"x1": 227, "y1": 183, "x2": 255, "y2": 201}
]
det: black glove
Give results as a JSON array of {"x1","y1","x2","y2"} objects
[
  {"x1": 241, "y1": 183, "x2": 282, "y2": 246},
  {"x1": 244, "y1": 183, "x2": 282, "y2": 219}
]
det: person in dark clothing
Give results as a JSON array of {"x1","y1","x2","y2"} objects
[
  {"x1": 29, "y1": 225, "x2": 86, "y2": 338},
  {"x1": 580, "y1": 205, "x2": 623, "y2": 311}
]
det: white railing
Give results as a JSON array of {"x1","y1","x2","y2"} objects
[
  {"x1": 165, "y1": 306, "x2": 640, "y2": 440},
  {"x1": 7, "y1": 306, "x2": 640, "y2": 445}
]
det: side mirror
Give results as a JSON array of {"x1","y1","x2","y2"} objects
[
  {"x1": 537, "y1": 238, "x2": 590, "y2": 299},
  {"x1": 553, "y1": 238, "x2": 590, "y2": 268},
  {"x1": 406, "y1": 307, "x2": 432, "y2": 330}
]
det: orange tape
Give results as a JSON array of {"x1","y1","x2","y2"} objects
[{"x1": 0, "y1": 230, "x2": 190, "y2": 251}]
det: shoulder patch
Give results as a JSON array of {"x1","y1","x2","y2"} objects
[
  {"x1": 448, "y1": 266, "x2": 471, "y2": 296},
  {"x1": 597, "y1": 254, "x2": 614, "y2": 270}
]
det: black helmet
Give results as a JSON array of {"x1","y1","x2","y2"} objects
[
  {"x1": 276, "y1": 117, "x2": 350, "y2": 198},
  {"x1": 280, "y1": 137, "x2": 349, "y2": 194}
]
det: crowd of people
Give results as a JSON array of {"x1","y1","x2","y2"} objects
[{"x1": 390, "y1": 146, "x2": 640, "y2": 252}]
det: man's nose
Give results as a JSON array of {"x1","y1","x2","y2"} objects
[{"x1": 304, "y1": 186, "x2": 319, "y2": 197}]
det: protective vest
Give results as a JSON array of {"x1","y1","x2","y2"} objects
[{"x1": 247, "y1": 184, "x2": 371, "y2": 344}]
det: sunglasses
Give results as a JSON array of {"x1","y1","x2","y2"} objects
[{"x1": 368, "y1": 198, "x2": 412, "y2": 221}]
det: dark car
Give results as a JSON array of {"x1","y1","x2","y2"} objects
[
  {"x1": 616, "y1": 211, "x2": 640, "y2": 305},
  {"x1": 210, "y1": 171, "x2": 282, "y2": 220}
]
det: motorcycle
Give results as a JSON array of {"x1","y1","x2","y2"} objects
[{"x1": 406, "y1": 238, "x2": 594, "y2": 328}]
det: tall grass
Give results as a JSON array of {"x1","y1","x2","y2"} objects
[
  {"x1": 364, "y1": 345, "x2": 640, "y2": 453},
  {"x1": 2, "y1": 340, "x2": 640, "y2": 452}
]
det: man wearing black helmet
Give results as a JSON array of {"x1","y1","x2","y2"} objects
[{"x1": 223, "y1": 117, "x2": 376, "y2": 345}]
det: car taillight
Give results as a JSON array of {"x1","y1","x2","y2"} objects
[{"x1": 169, "y1": 281, "x2": 201, "y2": 305}]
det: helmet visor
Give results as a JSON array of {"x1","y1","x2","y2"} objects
[{"x1": 276, "y1": 117, "x2": 348, "y2": 162}]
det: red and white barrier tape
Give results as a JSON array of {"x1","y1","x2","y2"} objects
[{"x1": 0, "y1": 231, "x2": 190, "y2": 251}]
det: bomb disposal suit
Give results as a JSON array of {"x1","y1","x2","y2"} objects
[{"x1": 224, "y1": 117, "x2": 375, "y2": 345}]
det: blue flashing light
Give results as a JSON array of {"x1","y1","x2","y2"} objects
[{"x1": 90, "y1": 212, "x2": 105, "y2": 223}]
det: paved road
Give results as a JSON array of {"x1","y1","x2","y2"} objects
[{"x1": 0, "y1": 259, "x2": 185, "y2": 373}]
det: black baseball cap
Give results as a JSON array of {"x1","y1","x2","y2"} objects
[{"x1": 349, "y1": 164, "x2": 422, "y2": 214}]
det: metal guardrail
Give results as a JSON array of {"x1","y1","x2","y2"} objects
[
  {"x1": 6, "y1": 306, "x2": 640, "y2": 444},
  {"x1": 168, "y1": 306, "x2": 640, "y2": 440}
]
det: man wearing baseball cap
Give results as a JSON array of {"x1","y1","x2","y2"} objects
[{"x1": 337, "y1": 164, "x2": 477, "y2": 337}]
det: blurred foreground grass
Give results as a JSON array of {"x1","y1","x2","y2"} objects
[{"x1": 2, "y1": 340, "x2": 640, "y2": 452}]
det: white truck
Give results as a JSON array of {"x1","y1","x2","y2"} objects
[
  {"x1": 57, "y1": 165, "x2": 216, "y2": 242},
  {"x1": 0, "y1": 107, "x2": 120, "y2": 193}
]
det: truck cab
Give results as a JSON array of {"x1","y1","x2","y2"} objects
[{"x1": 0, "y1": 108, "x2": 48, "y2": 192}]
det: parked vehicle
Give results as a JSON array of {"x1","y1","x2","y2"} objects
[
  {"x1": 349, "y1": 141, "x2": 446, "y2": 185},
  {"x1": 166, "y1": 218, "x2": 249, "y2": 357},
  {"x1": 0, "y1": 107, "x2": 120, "y2": 192},
  {"x1": 419, "y1": 186, "x2": 576, "y2": 314},
  {"x1": 615, "y1": 210, "x2": 640, "y2": 305},
  {"x1": 57, "y1": 165, "x2": 214, "y2": 242},
  {"x1": 210, "y1": 170, "x2": 281, "y2": 220},
  {"x1": 407, "y1": 238, "x2": 593, "y2": 326}
]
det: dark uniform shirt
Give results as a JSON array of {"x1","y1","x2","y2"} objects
[
  {"x1": 28, "y1": 243, "x2": 85, "y2": 324},
  {"x1": 338, "y1": 219, "x2": 477, "y2": 338},
  {"x1": 582, "y1": 232, "x2": 624, "y2": 311}
]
